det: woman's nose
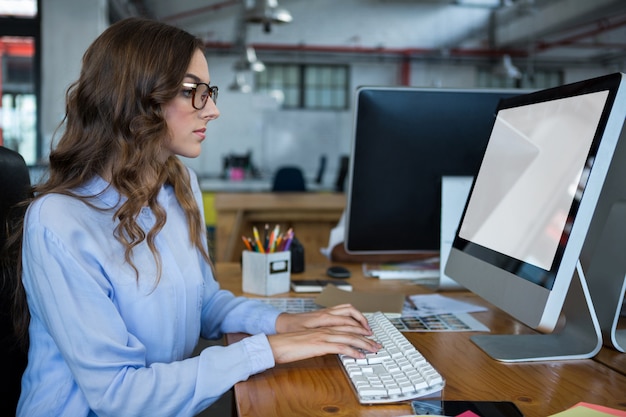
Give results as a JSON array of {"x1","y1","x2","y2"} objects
[{"x1": 201, "y1": 99, "x2": 220, "y2": 120}]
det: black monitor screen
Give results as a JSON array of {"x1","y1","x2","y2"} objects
[{"x1": 345, "y1": 87, "x2": 525, "y2": 254}]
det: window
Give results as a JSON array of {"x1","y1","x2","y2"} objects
[
  {"x1": 1, "y1": 1, "x2": 39, "y2": 165},
  {"x1": 0, "y1": 0, "x2": 37, "y2": 17},
  {"x1": 256, "y1": 63, "x2": 349, "y2": 110},
  {"x1": 2, "y1": 44, "x2": 37, "y2": 163}
]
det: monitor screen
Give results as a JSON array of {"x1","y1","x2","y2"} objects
[
  {"x1": 446, "y1": 72, "x2": 626, "y2": 362},
  {"x1": 345, "y1": 87, "x2": 524, "y2": 255}
]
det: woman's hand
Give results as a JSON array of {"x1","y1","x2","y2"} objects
[
  {"x1": 275, "y1": 303, "x2": 372, "y2": 336},
  {"x1": 267, "y1": 327, "x2": 381, "y2": 364},
  {"x1": 268, "y1": 304, "x2": 381, "y2": 364}
]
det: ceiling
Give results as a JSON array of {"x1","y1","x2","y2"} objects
[{"x1": 109, "y1": 0, "x2": 626, "y2": 67}]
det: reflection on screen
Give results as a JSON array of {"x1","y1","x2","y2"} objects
[{"x1": 459, "y1": 90, "x2": 609, "y2": 271}]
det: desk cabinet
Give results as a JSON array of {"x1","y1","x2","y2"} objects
[{"x1": 213, "y1": 192, "x2": 345, "y2": 265}]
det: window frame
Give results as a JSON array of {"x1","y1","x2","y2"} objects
[{"x1": 256, "y1": 63, "x2": 350, "y2": 110}]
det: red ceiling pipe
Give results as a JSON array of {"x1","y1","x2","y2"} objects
[
  {"x1": 203, "y1": 40, "x2": 525, "y2": 58},
  {"x1": 535, "y1": 14, "x2": 626, "y2": 52},
  {"x1": 400, "y1": 54, "x2": 411, "y2": 86}
]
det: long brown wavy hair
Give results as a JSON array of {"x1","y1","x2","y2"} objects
[{"x1": 10, "y1": 17, "x2": 212, "y2": 346}]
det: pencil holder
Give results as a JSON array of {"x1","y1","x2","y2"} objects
[{"x1": 242, "y1": 250, "x2": 291, "y2": 295}]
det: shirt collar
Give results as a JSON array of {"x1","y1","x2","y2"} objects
[
  {"x1": 76, "y1": 175, "x2": 124, "y2": 209},
  {"x1": 76, "y1": 175, "x2": 171, "y2": 210}
]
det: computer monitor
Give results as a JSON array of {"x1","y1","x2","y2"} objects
[
  {"x1": 445, "y1": 72, "x2": 626, "y2": 362},
  {"x1": 345, "y1": 87, "x2": 524, "y2": 255}
]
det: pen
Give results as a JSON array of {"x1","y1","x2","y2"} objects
[
  {"x1": 249, "y1": 238, "x2": 258, "y2": 252},
  {"x1": 263, "y1": 223, "x2": 270, "y2": 252}
]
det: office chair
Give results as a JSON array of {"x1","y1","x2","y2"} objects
[
  {"x1": 0, "y1": 146, "x2": 31, "y2": 416},
  {"x1": 271, "y1": 166, "x2": 307, "y2": 192},
  {"x1": 314, "y1": 155, "x2": 327, "y2": 185},
  {"x1": 334, "y1": 155, "x2": 350, "y2": 192}
]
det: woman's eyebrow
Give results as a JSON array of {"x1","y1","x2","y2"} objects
[
  {"x1": 184, "y1": 74, "x2": 199, "y2": 82},
  {"x1": 184, "y1": 73, "x2": 208, "y2": 83}
]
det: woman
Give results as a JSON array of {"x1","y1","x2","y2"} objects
[{"x1": 15, "y1": 17, "x2": 379, "y2": 417}]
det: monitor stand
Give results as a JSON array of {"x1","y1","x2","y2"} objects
[
  {"x1": 584, "y1": 201, "x2": 626, "y2": 352},
  {"x1": 470, "y1": 262, "x2": 602, "y2": 362}
]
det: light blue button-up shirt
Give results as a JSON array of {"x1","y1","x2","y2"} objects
[{"x1": 18, "y1": 169, "x2": 281, "y2": 417}]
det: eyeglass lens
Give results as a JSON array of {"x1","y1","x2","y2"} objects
[{"x1": 194, "y1": 83, "x2": 218, "y2": 108}]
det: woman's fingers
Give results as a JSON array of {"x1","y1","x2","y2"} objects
[
  {"x1": 275, "y1": 304, "x2": 372, "y2": 334},
  {"x1": 268, "y1": 328, "x2": 381, "y2": 364}
]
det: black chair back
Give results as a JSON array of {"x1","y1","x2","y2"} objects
[
  {"x1": 272, "y1": 166, "x2": 307, "y2": 192},
  {"x1": 0, "y1": 146, "x2": 31, "y2": 416}
]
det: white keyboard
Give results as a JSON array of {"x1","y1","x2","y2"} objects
[{"x1": 338, "y1": 312, "x2": 445, "y2": 404}]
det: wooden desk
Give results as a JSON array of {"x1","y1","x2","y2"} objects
[
  {"x1": 213, "y1": 192, "x2": 345, "y2": 265},
  {"x1": 214, "y1": 263, "x2": 626, "y2": 417},
  {"x1": 597, "y1": 346, "x2": 626, "y2": 375}
]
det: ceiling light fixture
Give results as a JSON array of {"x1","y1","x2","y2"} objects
[
  {"x1": 244, "y1": 0, "x2": 292, "y2": 33},
  {"x1": 228, "y1": 72, "x2": 252, "y2": 93},
  {"x1": 493, "y1": 54, "x2": 522, "y2": 80},
  {"x1": 234, "y1": 46, "x2": 266, "y2": 73}
]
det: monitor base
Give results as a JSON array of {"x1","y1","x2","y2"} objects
[{"x1": 470, "y1": 263, "x2": 602, "y2": 362}]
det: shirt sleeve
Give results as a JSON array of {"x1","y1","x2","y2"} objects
[
  {"x1": 197, "y1": 263, "x2": 282, "y2": 339},
  {"x1": 20, "y1": 201, "x2": 276, "y2": 417}
]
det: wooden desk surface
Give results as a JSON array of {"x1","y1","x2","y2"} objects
[{"x1": 214, "y1": 262, "x2": 626, "y2": 417}]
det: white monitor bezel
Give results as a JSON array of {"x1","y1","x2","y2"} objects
[{"x1": 447, "y1": 72, "x2": 626, "y2": 334}]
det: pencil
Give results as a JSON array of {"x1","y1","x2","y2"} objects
[
  {"x1": 281, "y1": 228, "x2": 294, "y2": 251},
  {"x1": 269, "y1": 224, "x2": 280, "y2": 252},
  {"x1": 252, "y1": 226, "x2": 265, "y2": 253},
  {"x1": 241, "y1": 235, "x2": 253, "y2": 251}
]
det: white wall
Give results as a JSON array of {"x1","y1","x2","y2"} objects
[
  {"x1": 40, "y1": 0, "x2": 108, "y2": 159},
  {"x1": 180, "y1": 56, "x2": 487, "y2": 184},
  {"x1": 40, "y1": 1, "x2": 620, "y2": 185}
]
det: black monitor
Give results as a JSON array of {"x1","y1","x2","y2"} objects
[
  {"x1": 345, "y1": 87, "x2": 524, "y2": 255},
  {"x1": 446, "y1": 72, "x2": 626, "y2": 362}
]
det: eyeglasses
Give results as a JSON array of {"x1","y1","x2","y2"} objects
[{"x1": 182, "y1": 82, "x2": 219, "y2": 109}]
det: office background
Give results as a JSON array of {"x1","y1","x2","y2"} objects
[
  {"x1": 3, "y1": 3, "x2": 626, "y2": 416},
  {"x1": 3, "y1": 0, "x2": 626, "y2": 187}
]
